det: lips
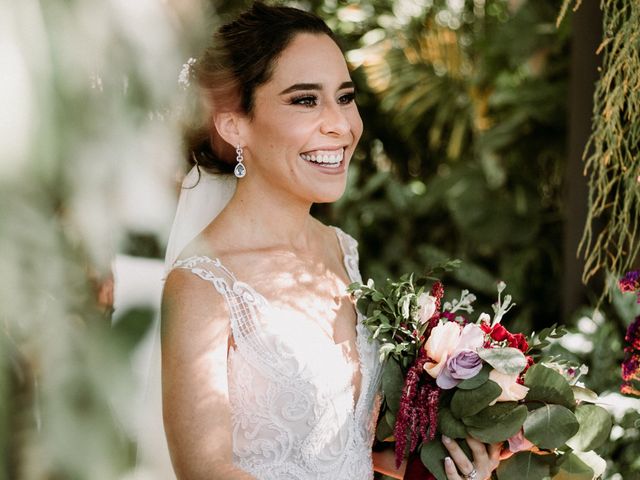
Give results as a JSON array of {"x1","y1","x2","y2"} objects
[{"x1": 299, "y1": 148, "x2": 345, "y2": 168}]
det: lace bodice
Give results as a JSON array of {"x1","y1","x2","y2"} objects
[{"x1": 172, "y1": 227, "x2": 382, "y2": 480}]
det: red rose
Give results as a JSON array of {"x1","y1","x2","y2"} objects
[
  {"x1": 510, "y1": 333, "x2": 529, "y2": 353},
  {"x1": 490, "y1": 324, "x2": 511, "y2": 342}
]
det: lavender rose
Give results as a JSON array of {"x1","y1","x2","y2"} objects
[{"x1": 436, "y1": 349, "x2": 483, "y2": 389}]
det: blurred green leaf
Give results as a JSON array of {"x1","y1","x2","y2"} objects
[
  {"x1": 565, "y1": 404, "x2": 612, "y2": 452},
  {"x1": 552, "y1": 452, "x2": 595, "y2": 480},
  {"x1": 111, "y1": 307, "x2": 154, "y2": 353}
]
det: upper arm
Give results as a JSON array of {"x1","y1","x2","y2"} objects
[{"x1": 161, "y1": 268, "x2": 237, "y2": 479}]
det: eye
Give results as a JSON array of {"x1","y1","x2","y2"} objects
[
  {"x1": 338, "y1": 91, "x2": 356, "y2": 105},
  {"x1": 290, "y1": 95, "x2": 318, "y2": 107}
]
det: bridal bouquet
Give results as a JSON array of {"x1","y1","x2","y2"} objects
[{"x1": 348, "y1": 265, "x2": 612, "y2": 480}]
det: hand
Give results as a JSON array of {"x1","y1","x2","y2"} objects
[{"x1": 441, "y1": 435, "x2": 500, "y2": 480}]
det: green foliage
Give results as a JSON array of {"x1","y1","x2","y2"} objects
[
  {"x1": 1, "y1": 0, "x2": 187, "y2": 478},
  {"x1": 348, "y1": 263, "x2": 457, "y2": 364},
  {"x1": 463, "y1": 402, "x2": 528, "y2": 444},
  {"x1": 554, "y1": 452, "x2": 605, "y2": 480},
  {"x1": 541, "y1": 298, "x2": 640, "y2": 479},
  {"x1": 524, "y1": 404, "x2": 580, "y2": 450},
  {"x1": 310, "y1": 0, "x2": 571, "y2": 336},
  {"x1": 457, "y1": 363, "x2": 491, "y2": 389},
  {"x1": 420, "y1": 440, "x2": 449, "y2": 480},
  {"x1": 450, "y1": 380, "x2": 502, "y2": 418},
  {"x1": 478, "y1": 347, "x2": 528, "y2": 375},
  {"x1": 579, "y1": 2, "x2": 640, "y2": 293},
  {"x1": 566, "y1": 405, "x2": 612, "y2": 452},
  {"x1": 438, "y1": 407, "x2": 468, "y2": 439},
  {"x1": 381, "y1": 357, "x2": 404, "y2": 414},
  {"x1": 497, "y1": 451, "x2": 554, "y2": 480},
  {"x1": 524, "y1": 364, "x2": 576, "y2": 409}
]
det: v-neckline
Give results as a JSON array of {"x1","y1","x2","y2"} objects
[{"x1": 187, "y1": 226, "x2": 366, "y2": 415}]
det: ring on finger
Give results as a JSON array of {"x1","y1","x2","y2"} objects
[{"x1": 461, "y1": 466, "x2": 477, "y2": 480}]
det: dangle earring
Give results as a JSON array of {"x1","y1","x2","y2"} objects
[{"x1": 234, "y1": 144, "x2": 246, "y2": 178}]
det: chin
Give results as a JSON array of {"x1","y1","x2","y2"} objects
[{"x1": 310, "y1": 184, "x2": 347, "y2": 204}]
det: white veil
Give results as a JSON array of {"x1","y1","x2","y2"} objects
[
  {"x1": 164, "y1": 166, "x2": 237, "y2": 270},
  {"x1": 133, "y1": 166, "x2": 236, "y2": 479}
]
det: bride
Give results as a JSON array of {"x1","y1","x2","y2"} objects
[{"x1": 161, "y1": 3, "x2": 500, "y2": 479}]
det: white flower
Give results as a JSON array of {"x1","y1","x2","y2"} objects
[
  {"x1": 415, "y1": 292, "x2": 437, "y2": 324},
  {"x1": 401, "y1": 295, "x2": 412, "y2": 320},
  {"x1": 178, "y1": 57, "x2": 197, "y2": 88}
]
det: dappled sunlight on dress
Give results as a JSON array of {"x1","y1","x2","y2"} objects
[{"x1": 173, "y1": 228, "x2": 382, "y2": 480}]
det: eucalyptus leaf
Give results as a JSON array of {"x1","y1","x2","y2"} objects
[
  {"x1": 571, "y1": 386, "x2": 599, "y2": 404},
  {"x1": 478, "y1": 347, "x2": 527, "y2": 375},
  {"x1": 565, "y1": 405, "x2": 612, "y2": 452},
  {"x1": 382, "y1": 357, "x2": 404, "y2": 414},
  {"x1": 496, "y1": 451, "x2": 552, "y2": 480},
  {"x1": 463, "y1": 402, "x2": 527, "y2": 443},
  {"x1": 524, "y1": 364, "x2": 575, "y2": 409},
  {"x1": 356, "y1": 297, "x2": 370, "y2": 315},
  {"x1": 451, "y1": 380, "x2": 501, "y2": 418},
  {"x1": 438, "y1": 407, "x2": 468, "y2": 439},
  {"x1": 552, "y1": 452, "x2": 595, "y2": 480},
  {"x1": 457, "y1": 364, "x2": 491, "y2": 390},
  {"x1": 523, "y1": 404, "x2": 580, "y2": 450},
  {"x1": 376, "y1": 413, "x2": 394, "y2": 442},
  {"x1": 420, "y1": 440, "x2": 448, "y2": 480}
]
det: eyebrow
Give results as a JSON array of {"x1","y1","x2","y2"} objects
[{"x1": 278, "y1": 81, "x2": 355, "y2": 95}]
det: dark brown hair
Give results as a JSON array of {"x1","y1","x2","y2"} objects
[{"x1": 185, "y1": 2, "x2": 339, "y2": 174}]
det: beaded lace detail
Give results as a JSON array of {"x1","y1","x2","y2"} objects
[{"x1": 173, "y1": 227, "x2": 382, "y2": 480}]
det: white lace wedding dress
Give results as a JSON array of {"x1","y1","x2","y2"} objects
[{"x1": 172, "y1": 227, "x2": 382, "y2": 480}]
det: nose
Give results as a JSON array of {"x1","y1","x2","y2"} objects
[{"x1": 319, "y1": 102, "x2": 350, "y2": 137}]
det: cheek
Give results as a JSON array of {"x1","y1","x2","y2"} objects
[{"x1": 350, "y1": 108, "x2": 364, "y2": 141}]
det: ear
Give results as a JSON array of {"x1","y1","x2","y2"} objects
[{"x1": 212, "y1": 111, "x2": 244, "y2": 147}]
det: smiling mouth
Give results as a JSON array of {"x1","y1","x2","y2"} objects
[{"x1": 299, "y1": 148, "x2": 345, "y2": 168}]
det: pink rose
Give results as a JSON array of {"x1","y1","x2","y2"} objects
[
  {"x1": 457, "y1": 323, "x2": 485, "y2": 350},
  {"x1": 507, "y1": 429, "x2": 535, "y2": 453},
  {"x1": 424, "y1": 322, "x2": 461, "y2": 378},
  {"x1": 488, "y1": 369, "x2": 530, "y2": 404}
]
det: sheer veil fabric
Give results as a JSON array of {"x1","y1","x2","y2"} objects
[
  {"x1": 164, "y1": 167, "x2": 237, "y2": 272},
  {"x1": 133, "y1": 168, "x2": 236, "y2": 479}
]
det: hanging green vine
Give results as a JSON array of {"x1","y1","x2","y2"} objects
[{"x1": 578, "y1": 1, "x2": 640, "y2": 292}]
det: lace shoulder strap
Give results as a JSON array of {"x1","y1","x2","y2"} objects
[
  {"x1": 172, "y1": 256, "x2": 238, "y2": 297},
  {"x1": 171, "y1": 256, "x2": 293, "y2": 376},
  {"x1": 333, "y1": 227, "x2": 362, "y2": 284}
]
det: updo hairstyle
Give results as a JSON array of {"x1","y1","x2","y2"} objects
[{"x1": 185, "y1": 2, "x2": 339, "y2": 174}]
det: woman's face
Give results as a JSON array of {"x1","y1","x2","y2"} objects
[{"x1": 240, "y1": 32, "x2": 363, "y2": 204}]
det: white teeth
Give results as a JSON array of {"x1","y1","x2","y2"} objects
[{"x1": 300, "y1": 149, "x2": 344, "y2": 165}]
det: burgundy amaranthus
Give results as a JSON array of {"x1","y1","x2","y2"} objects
[
  {"x1": 619, "y1": 270, "x2": 640, "y2": 302},
  {"x1": 621, "y1": 316, "x2": 640, "y2": 396},
  {"x1": 619, "y1": 271, "x2": 640, "y2": 396},
  {"x1": 393, "y1": 354, "x2": 442, "y2": 469},
  {"x1": 393, "y1": 282, "x2": 444, "y2": 469}
]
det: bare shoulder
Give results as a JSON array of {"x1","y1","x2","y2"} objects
[{"x1": 161, "y1": 267, "x2": 230, "y2": 351}]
